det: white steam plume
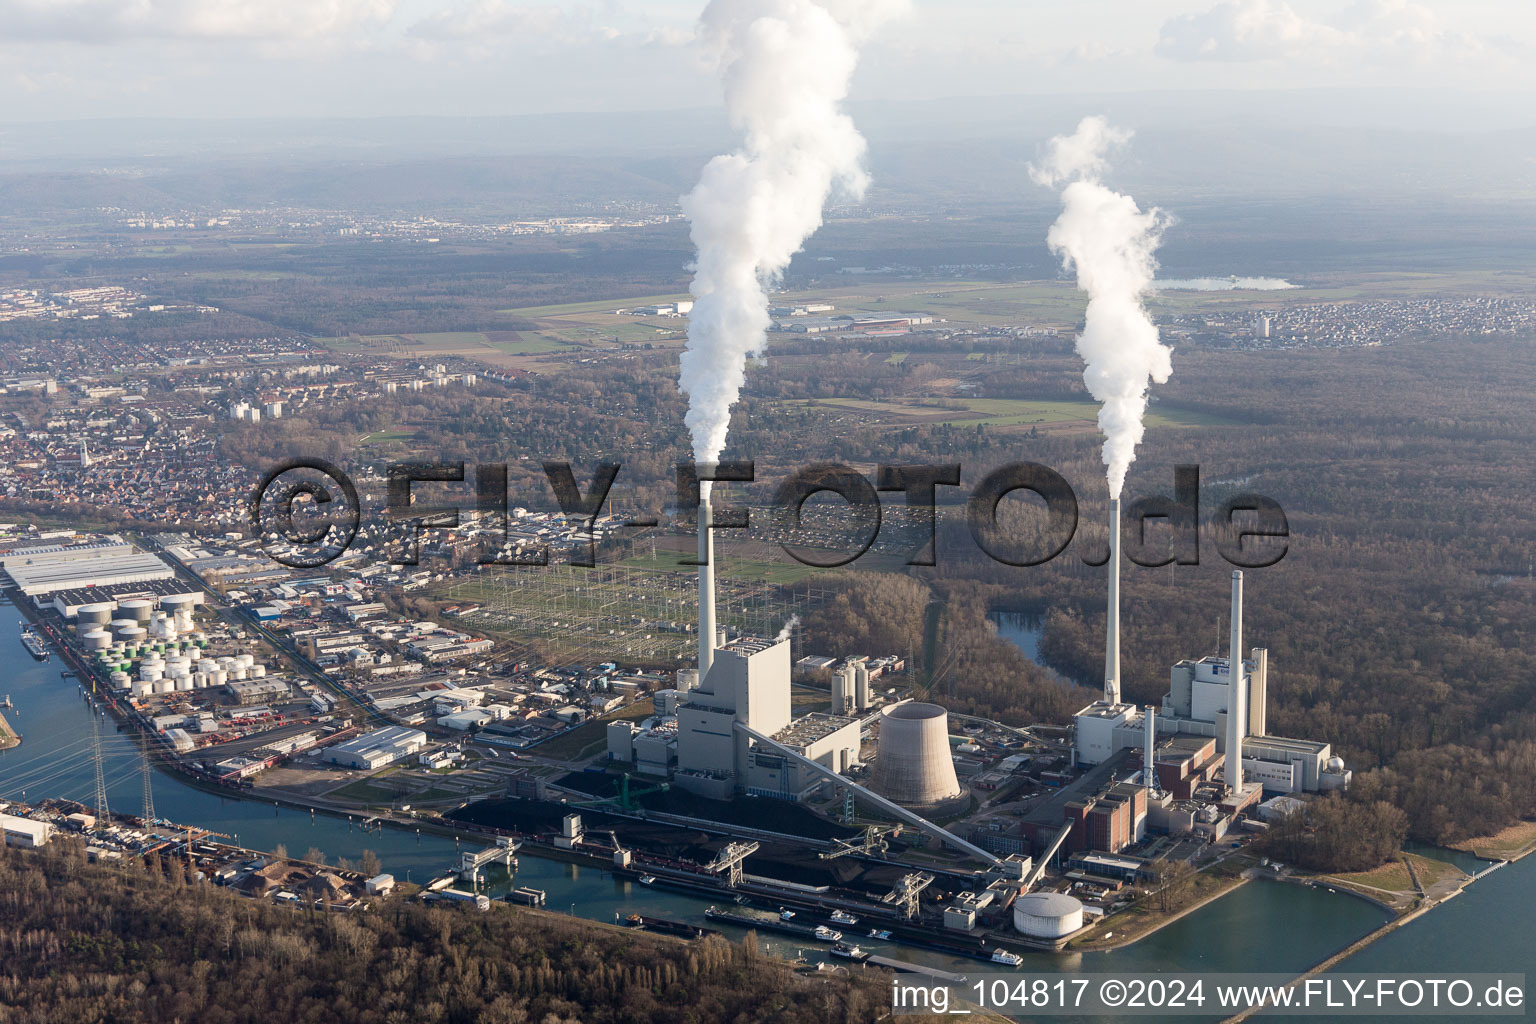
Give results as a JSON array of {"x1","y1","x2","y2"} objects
[
  {"x1": 1031, "y1": 116, "x2": 1173, "y2": 500},
  {"x1": 678, "y1": 0, "x2": 900, "y2": 492},
  {"x1": 775, "y1": 614, "x2": 800, "y2": 641}
]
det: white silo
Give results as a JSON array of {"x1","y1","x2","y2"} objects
[
  {"x1": 870, "y1": 703, "x2": 964, "y2": 807},
  {"x1": 1012, "y1": 892, "x2": 1084, "y2": 939}
]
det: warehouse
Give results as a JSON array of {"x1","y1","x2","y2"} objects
[
  {"x1": 325, "y1": 726, "x2": 428, "y2": 770},
  {"x1": 1, "y1": 813, "x2": 51, "y2": 848},
  {"x1": 4, "y1": 542, "x2": 175, "y2": 598}
]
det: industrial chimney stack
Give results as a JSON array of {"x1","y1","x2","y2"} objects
[
  {"x1": 1225, "y1": 570, "x2": 1245, "y2": 793},
  {"x1": 1104, "y1": 498, "x2": 1122, "y2": 705},
  {"x1": 1143, "y1": 705, "x2": 1157, "y2": 792},
  {"x1": 698, "y1": 486, "x2": 716, "y2": 684}
]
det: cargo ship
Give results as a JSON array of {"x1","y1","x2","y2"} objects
[{"x1": 20, "y1": 629, "x2": 48, "y2": 662}]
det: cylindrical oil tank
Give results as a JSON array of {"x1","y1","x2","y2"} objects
[
  {"x1": 175, "y1": 676, "x2": 193, "y2": 692},
  {"x1": 235, "y1": 653, "x2": 254, "y2": 670},
  {"x1": 230, "y1": 666, "x2": 248, "y2": 681},
  {"x1": 207, "y1": 668, "x2": 227, "y2": 687},
  {"x1": 76, "y1": 603, "x2": 115, "y2": 632},
  {"x1": 154, "y1": 679, "x2": 174, "y2": 695},
  {"x1": 118, "y1": 598, "x2": 154, "y2": 623},
  {"x1": 109, "y1": 671, "x2": 131, "y2": 689},
  {"x1": 249, "y1": 664, "x2": 266, "y2": 678},
  {"x1": 1012, "y1": 892, "x2": 1084, "y2": 939},
  {"x1": 160, "y1": 592, "x2": 202, "y2": 612},
  {"x1": 119, "y1": 626, "x2": 146, "y2": 646},
  {"x1": 82, "y1": 630, "x2": 112, "y2": 651},
  {"x1": 130, "y1": 679, "x2": 149, "y2": 698},
  {"x1": 110, "y1": 619, "x2": 138, "y2": 638},
  {"x1": 869, "y1": 702, "x2": 964, "y2": 807},
  {"x1": 192, "y1": 672, "x2": 208, "y2": 689}
]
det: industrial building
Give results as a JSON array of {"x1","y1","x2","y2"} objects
[
  {"x1": 1, "y1": 812, "x2": 51, "y2": 848},
  {"x1": 326, "y1": 726, "x2": 428, "y2": 770},
  {"x1": 2, "y1": 539, "x2": 175, "y2": 598},
  {"x1": 1073, "y1": 544, "x2": 1350, "y2": 797}
]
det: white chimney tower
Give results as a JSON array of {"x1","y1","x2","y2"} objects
[
  {"x1": 1143, "y1": 704, "x2": 1157, "y2": 792},
  {"x1": 1104, "y1": 498, "x2": 1121, "y2": 705},
  {"x1": 1225, "y1": 570, "x2": 1245, "y2": 793},
  {"x1": 698, "y1": 484, "x2": 716, "y2": 684}
]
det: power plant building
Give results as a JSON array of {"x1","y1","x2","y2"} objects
[{"x1": 671, "y1": 635, "x2": 860, "y2": 800}]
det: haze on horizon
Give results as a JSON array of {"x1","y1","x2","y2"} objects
[{"x1": 2, "y1": 0, "x2": 1534, "y2": 127}]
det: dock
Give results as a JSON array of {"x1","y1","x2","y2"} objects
[
  {"x1": 0, "y1": 709, "x2": 18, "y2": 750},
  {"x1": 866, "y1": 955, "x2": 971, "y2": 984}
]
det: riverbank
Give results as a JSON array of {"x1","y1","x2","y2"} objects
[
  {"x1": 0, "y1": 709, "x2": 18, "y2": 750},
  {"x1": 1453, "y1": 819, "x2": 1536, "y2": 863},
  {"x1": 1066, "y1": 856, "x2": 1252, "y2": 952}
]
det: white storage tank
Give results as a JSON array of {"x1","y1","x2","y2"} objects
[
  {"x1": 130, "y1": 679, "x2": 149, "y2": 698},
  {"x1": 236, "y1": 653, "x2": 255, "y2": 670},
  {"x1": 250, "y1": 664, "x2": 266, "y2": 678},
  {"x1": 110, "y1": 619, "x2": 138, "y2": 638},
  {"x1": 154, "y1": 679, "x2": 175, "y2": 695},
  {"x1": 109, "y1": 671, "x2": 131, "y2": 689},
  {"x1": 231, "y1": 666, "x2": 248, "y2": 680},
  {"x1": 207, "y1": 669, "x2": 227, "y2": 686},
  {"x1": 176, "y1": 676, "x2": 193, "y2": 692},
  {"x1": 119, "y1": 626, "x2": 147, "y2": 646},
  {"x1": 82, "y1": 630, "x2": 112, "y2": 651},
  {"x1": 1012, "y1": 892, "x2": 1084, "y2": 939}
]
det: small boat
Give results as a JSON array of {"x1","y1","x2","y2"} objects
[
  {"x1": 813, "y1": 926, "x2": 842, "y2": 942},
  {"x1": 621, "y1": 913, "x2": 643, "y2": 927},
  {"x1": 829, "y1": 909, "x2": 859, "y2": 926},
  {"x1": 778, "y1": 908, "x2": 796, "y2": 921},
  {"x1": 867, "y1": 929, "x2": 892, "y2": 941},
  {"x1": 830, "y1": 942, "x2": 868, "y2": 960},
  {"x1": 637, "y1": 875, "x2": 656, "y2": 885},
  {"x1": 991, "y1": 948, "x2": 1023, "y2": 966}
]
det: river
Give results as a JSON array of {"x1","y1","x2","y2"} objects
[{"x1": 3, "y1": 598, "x2": 1525, "y2": 991}]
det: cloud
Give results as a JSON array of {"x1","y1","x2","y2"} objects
[
  {"x1": 406, "y1": 1, "x2": 691, "y2": 49},
  {"x1": 0, "y1": 0, "x2": 395, "y2": 42},
  {"x1": 1156, "y1": 0, "x2": 1486, "y2": 64}
]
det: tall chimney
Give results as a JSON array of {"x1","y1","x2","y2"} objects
[
  {"x1": 1104, "y1": 497, "x2": 1121, "y2": 705},
  {"x1": 698, "y1": 485, "x2": 716, "y2": 684},
  {"x1": 1225, "y1": 569, "x2": 1245, "y2": 793},
  {"x1": 1144, "y1": 704, "x2": 1156, "y2": 791}
]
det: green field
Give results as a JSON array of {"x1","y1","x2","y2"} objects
[
  {"x1": 359, "y1": 428, "x2": 417, "y2": 445},
  {"x1": 793, "y1": 396, "x2": 1233, "y2": 430},
  {"x1": 499, "y1": 294, "x2": 692, "y2": 318}
]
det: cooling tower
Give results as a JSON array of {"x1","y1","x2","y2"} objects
[{"x1": 871, "y1": 703, "x2": 963, "y2": 807}]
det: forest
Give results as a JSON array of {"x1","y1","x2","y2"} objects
[{"x1": 0, "y1": 840, "x2": 898, "y2": 1024}]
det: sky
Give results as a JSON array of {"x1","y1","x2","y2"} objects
[{"x1": 1, "y1": 0, "x2": 1532, "y2": 122}]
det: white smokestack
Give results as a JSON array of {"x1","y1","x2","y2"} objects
[
  {"x1": 677, "y1": 0, "x2": 900, "y2": 469},
  {"x1": 1144, "y1": 704, "x2": 1156, "y2": 791},
  {"x1": 698, "y1": 488, "x2": 716, "y2": 683},
  {"x1": 1225, "y1": 569, "x2": 1245, "y2": 793},
  {"x1": 1104, "y1": 497, "x2": 1121, "y2": 704},
  {"x1": 1032, "y1": 117, "x2": 1173, "y2": 500}
]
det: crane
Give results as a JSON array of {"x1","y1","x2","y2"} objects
[{"x1": 819, "y1": 824, "x2": 903, "y2": 860}]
